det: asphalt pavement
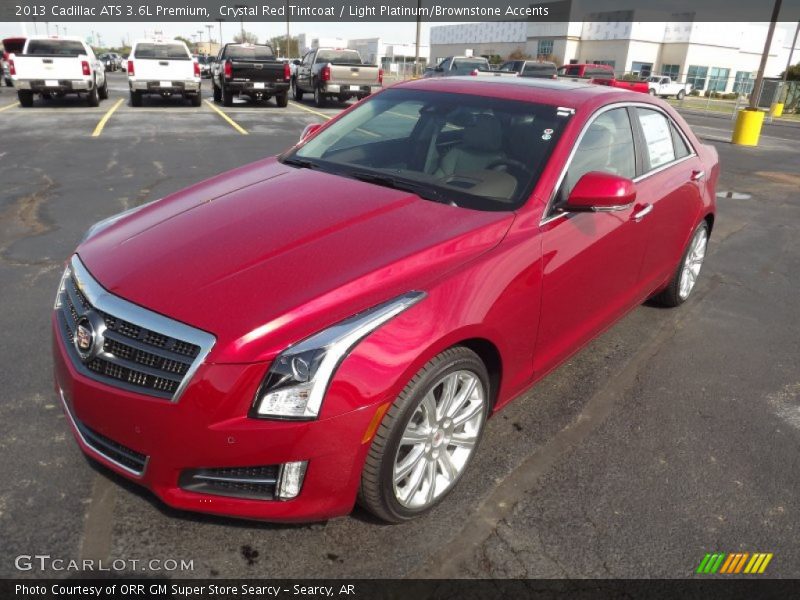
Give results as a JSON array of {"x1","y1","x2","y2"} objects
[{"x1": 0, "y1": 73, "x2": 798, "y2": 578}]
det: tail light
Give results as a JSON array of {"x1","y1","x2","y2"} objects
[
  {"x1": 81, "y1": 60, "x2": 90, "y2": 76},
  {"x1": 321, "y1": 65, "x2": 331, "y2": 82},
  {"x1": 378, "y1": 68, "x2": 383, "y2": 85},
  {"x1": 470, "y1": 69, "x2": 479, "y2": 76},
  {"x1": 283, "y1": 61, "x2": 291, "y2": 81},
  {"x1": 127, "y1": 60, "x2": 134, "y2": 76},
  {"x1": 224, "y1": 59, "x2": 232, "y2": 79},
  {"x1": 193, "y1": 61, "x2": 200, "y2": 77},
  {"x1": 8, "y1": 59, "x2": 15, "y2": 76}
]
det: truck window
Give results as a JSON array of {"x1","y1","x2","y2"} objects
[
  {"x1": 558, "y1": 65, "x2": 580, "y2": 77},
  {"x1": 226, "y1": 45, "x2": 274, "y2": 60},
  {"x1": 27, "y1": 40, "x2": 85, "y2": 56},
  {"x1": 452, "y1": 58, "x2": 488, "y2": 73},
  {"x1": 522, "y1": 63, "x2": 556, "y2": 77},
  {"x1": 315, "y1": 50, "x2": 362, "y2": 65},
  {"x1": 134, "y1": 44, "x2": 190, "y2": 60}
]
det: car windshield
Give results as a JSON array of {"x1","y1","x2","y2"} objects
[
  {"x1": 227, "y1": 44, "x2": 274, "y2": 60},
  {"x1": 315, "y1": 50, "x2": 362, "y2": 64},
  {"x1": 27, "y1": 40, "x2": 85, "y2": 56},
  {"x1": 281, "y1": 88, "x2": 567, "y2": 211},
  {"x1": 134, "y1": 43, "x2": 190, "y2": 60}
]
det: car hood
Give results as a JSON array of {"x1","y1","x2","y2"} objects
[{"x1": 78, "y1": 158, "x2": 514, "y2": 363}]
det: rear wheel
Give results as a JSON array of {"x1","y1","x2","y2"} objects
[
  {"x1": 130, "y1": 90, "x2": 142, "y2": 107},
  {"x1": 314, "y1": 85, "x2": 326, "y2": 108},
  {"x1": 291, "y1": 79, "x2": 303, "y2": 101},
  {"x1": 17, "y1": 90, "x2": 33, "y2": 107},
  {"x1": 275, "y1": 91, "x2": 288, "y2": 107},
  {"x1": 652, "y1": 221, "x2": 709, "y2": 307},
  {"x1": 190, "y1": 93, "x2": 201, "y2": 107},
  {"x1": 676, "y1": 90, "x2": 685, "y2": 100},
  {"x1": 222, "y1": 84, "x2": 233, "y2": 107},
  {"x1": 359, "y1": 346, "x2": 490, "y2": 523},
  {"x1": 87, "y1": 82, "x2": 100, "y2": 107},
  {"x1": 648, "y1": 88, "x2": 656, "y2": 95}
]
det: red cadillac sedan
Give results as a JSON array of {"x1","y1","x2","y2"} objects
[{"x1": 53, "y1": 77, "x2": 718, "y2": 523}]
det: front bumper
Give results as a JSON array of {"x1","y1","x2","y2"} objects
[
  {"x1": 130, "y1": 79, "x2": 201, "y2": 95},
  {"x1": 52, "y1": 315, "x2": 377, "y2": 522},
  {"x1": 15, "y1": 78, "x2": 92, "y2": 92}
]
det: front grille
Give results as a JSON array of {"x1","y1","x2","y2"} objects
[
  {"x1": 55, "y1": 256, "x2": 215, "y2": 402},
  {"x1": 179, "y1": 465, "x2": 280, "y2": 500},
  {"x1": 74, "y1": 416, "x2": 148, "y2": 475}
]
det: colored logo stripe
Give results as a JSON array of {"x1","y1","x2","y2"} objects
[{"x1": 697, "y1": 552, "x2": 773, "y2": 574}]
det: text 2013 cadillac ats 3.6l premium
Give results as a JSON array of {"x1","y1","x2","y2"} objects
[{"x1": 53, "y1": 77, "x2": 718, "y2": 523}]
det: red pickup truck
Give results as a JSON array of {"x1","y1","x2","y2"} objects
[{"x1": 558, "y1": 63, "x2": 649, "y2": 93}]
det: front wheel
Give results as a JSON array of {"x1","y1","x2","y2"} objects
[
  {"x1": 648, "y1": 88, "x2": 656, "y2": 95},
  {"x1": 652, "y1": 221, "x2": 709, "y2": 307},
  {"x1": 359, "y1": 346, "x2": 490, "y2": 523},
  {"x1": 292, "y1": 79, "x2": 303, "y2": 101}
]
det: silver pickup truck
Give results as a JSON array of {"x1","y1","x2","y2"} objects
[
  {"x1": 292, "y1": 48, "x2": 381, "y2": 107},
  {"x1": 424, "y1": 56, "x2": 518, "y2": 79}
]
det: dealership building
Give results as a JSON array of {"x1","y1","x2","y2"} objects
[
  {"x1": 430, "y1": 17, "x2": 800, "y2": 93},
  {"x1": 297, "y1": 33, "x2": 430, "y2": 75}
]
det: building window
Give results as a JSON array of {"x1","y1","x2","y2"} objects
[
  {"x1": 707, "y1": 67, "x2": 730, "y2": 92},
  {"x1": 733, "y1": 71, "x2": 755, "y2": 95},
  {"x1": 661, "y1": 64, "x2": 680, "y2": 78},
  {"x1": 537, "y1": 40, "x2": 554, "y2": 58},
  {"x1": 686, "y1": 65, "x2": 708, "y2": 91},
  {"x1": 631, "y1": 61, "x2": 653, "y2": 78}
]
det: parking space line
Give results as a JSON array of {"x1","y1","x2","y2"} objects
[
  {"x1": 91, "y1": 99, "x2": 124, "y2": 137},
  {"x1": 288, "y1": 101, "x2": 332, "y2": 120},
  {"x1": 204, "y1": 99, "x2": 248, "y2": 135},
  {"x1": 0, "y1": 101, "x2": 20, "y2": 113}
]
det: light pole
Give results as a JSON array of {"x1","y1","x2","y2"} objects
[
  {"x1": 749, "y1": 0, "x2": 782, "y2": 110},
  {"x1": 205, "y1": 24, "x2": 214, "y2": 49},
  {"x1": 216, "y1": 18, "x2": 224, "y2": 46},
  {"x1": 414, "y1": 0, "x2": 421, "y2": 78},
  {"x1": 234, "y1": 5, "x2": 246, "y2": 41},
  {"x1": 782, "y1": 21, "x2": 799, "y2": 84},
  {"x1": 286, "y1": 0, "x2": 291, "y2": 58}
]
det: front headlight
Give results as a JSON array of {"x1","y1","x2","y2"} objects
[
  {"x1": 252, "y1": 292, "x2": 425, "y2": 420},
  {"x1": 79, "y1": 199, "x2": 158, "y2": 244}
]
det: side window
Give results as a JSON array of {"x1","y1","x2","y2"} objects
[
  {"x1": 439, "y1": 58, "x2": 452, "y2": 71},
  {"x1": 670, "y1": 122, "x2": 691, "y2": 159},
  {"x1": 559, "y1": 108, "x2": 636, "y2": 202},
  {"x1": 636, "y1": 108, "x2": 676, "y2": 170}
]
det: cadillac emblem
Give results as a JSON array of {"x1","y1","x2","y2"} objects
[{"x1": 74, "y1": 315, "x2": 97, "y2": 360}]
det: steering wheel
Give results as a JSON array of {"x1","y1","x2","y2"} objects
[{"x1": 487, "y1": 158, "x2": 532, "y2": 178}]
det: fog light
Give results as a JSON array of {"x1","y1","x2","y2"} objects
[{"x1": 276, "y1": 461, "x2": 308, "y2": 500}]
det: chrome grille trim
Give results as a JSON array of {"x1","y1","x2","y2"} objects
[{"x1": 56, "y1": 255, "x2": 216, "y2": 402}]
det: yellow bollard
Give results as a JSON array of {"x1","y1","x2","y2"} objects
[
  {"x1": 732, "y1": 109, "x2": 765, "y2": 146},
  {"x1": 771, "y1": 102, "x2": 784, "y2": 118}
]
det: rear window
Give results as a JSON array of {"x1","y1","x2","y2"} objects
[
  {"x1": 452, "y1": 58, "x2": 489, "y2": 72},
  {"x1": 26, "y1": 40, "x2": 85, "y2": 57},
  {"x1": 226, "y1": 44, "x2": 274, "y2": 60},
  {"x1": 522, "y1": 63, "x2": 556, "y2": 77},
  {"x1": 134, "y1": 43, "x2": 190, "y2": 60},
  {"x1": 315, "y1": 50, "x2": 362, "y2": 65}
]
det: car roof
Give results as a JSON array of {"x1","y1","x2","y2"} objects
[{"x1": 394, "y1": 76, "x2": 641, "y2": 111}]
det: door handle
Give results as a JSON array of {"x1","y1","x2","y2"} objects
[
  {"x1": 690, "y1": 170, "x2": 705, "y2": 181},
  {"x1": 632, "y1": 204, "x2": 653, "y2": 222}
]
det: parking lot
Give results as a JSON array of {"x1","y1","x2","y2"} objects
[{"x1": 1, "y1": 72, "x2": 799, "y2": 578}]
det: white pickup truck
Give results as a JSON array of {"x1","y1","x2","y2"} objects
[
  {"x1": 127, "y1": 39, "x2": 201, "y2": 107},
  {"x1": 10, "y1": 36, "x2": 107, "y2": 107},
  {"x1": 647, "y1": 76, "x2": 692, "y2": 99}
]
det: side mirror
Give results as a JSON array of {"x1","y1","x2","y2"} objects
[
  {"x1": 299, "y1": 123, "x2": 322, "y2": 143},
  {"x1": 565, "y1": 172, "x2": 636, "y2": 212},
  {"x1": 293, "y1": 59, "x2": 301, "y2": 66}
]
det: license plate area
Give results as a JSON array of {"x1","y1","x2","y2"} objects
[
  {"x1": 253, "y1": 82, "x2": 265, "y2": 89},
  {"x1": 349, "y1": 85, "x2": 361, "y2": 91},
  {"x1": 45, "y1": 80, "x2": 59, "y2": 87},
  {"x1": 159, "y1": 80, "x2": 172, "y2": 88}
]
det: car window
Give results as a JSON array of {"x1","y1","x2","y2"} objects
[
  {"x1": 560, "y1": 108, "x2": 636, "y2": 199},
  {"x1": 670, "y1": 122, "x2": 692, "y2": 159},
  {"x1": 226, "y1": 44, "x2": 274, "y2": 60},
  {"x1": 558, "y1": 65, "x2": 580, "y2": 76},
  {"x1": 522, "y1": 63, "x2": 556, "y2": 77},
  {"x1": 134, "y1": 43, "x2": 190, "y2": 60},
  {"x1": 27, "y1": 40, "x2": 85, "y2": 56},
  {"x1": 439, "y1": 58, "x2": 452, "y2": 71},
  {"x1": 636, "y1": 108, "x2": 677, "y2": 170},
  {"x1": 327, "y1": 100, "x2": 426, "y2": 150},
  {"x1": 315, "y1": 50, "x2": 362, "y2": 64},
  {"x1": 452, "y1": 58, "x2": 488, "y2": 73}
]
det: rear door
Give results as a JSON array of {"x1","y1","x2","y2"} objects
[
  {"x1": 133, "y1": 43, "x2": 192, "y2": 81},
  {"x1": 630, "y1": 107, "x2": 705, "y2": 289},
  {"x1": 534, "y1": 107, "x2": 653, "y2": 376}
]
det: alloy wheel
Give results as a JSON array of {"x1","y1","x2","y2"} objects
[{"x1": 679, "y1": 227, "x2": 708, "y2": 300}]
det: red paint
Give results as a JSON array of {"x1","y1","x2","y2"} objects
[{"x1": 57, "y1": 78, "x2": 717, "y2": 521}]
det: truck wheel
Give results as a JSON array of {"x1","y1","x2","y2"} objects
[
  {"x1": 99, "y1": 79, "x2": 109, "y2": 100},
  {"x1": 275, "y1": 92, "x2": 288, "y2": 107},
  {"x1": 292, "y1": 79, "x2": 303, "y2": 101},
  {"x1": 222, "y1": 85, "x2": 233, "y2": 107},
  {"x1": 17, "y1": 90, "x2": 34, "y2": 107},
  {"x1": 677, "y1": 90, "x2": 685, "y2": 100},
  {"x1": 190, "y1": 93, "x2": 201, "y2": 107},
  {"x1": 130, "y1": 90, "x2": 142, "y2": 107},
  {"x1": 87, "y1": 83, "x2": 100, "y2": 107},
  {"x1": 648, "y1": 88, "x2": 656, "y2": 96},
  {"x1": 213, "y1": 84, "x2": 221, "y2": 102},
  {"x1": 314, "y1": 86, "x2": 326, "y2": 108}
]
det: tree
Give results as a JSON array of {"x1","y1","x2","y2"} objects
[
  {"x1": 508, "y1": 47, "x2": 532, "y2": 61},
  {"x1": 175, "y1": 36, "x2": 192, "y2": 48},
  {"x1": 233, "y1": 31, "x2": 259, "y2": 44},
  {"x1": 780, "y1": 63, "x2": 800, "y2": 81},
  {"x1": 268, "y1": 35, "x2": 301, "y2": 57}
]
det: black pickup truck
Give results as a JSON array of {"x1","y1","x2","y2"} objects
[{"x1": 211, "y1": 43, "x2": 291, "y2": 107}]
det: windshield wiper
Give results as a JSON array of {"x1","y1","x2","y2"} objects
[
  {"x1": 281, "y1": 157, "x2": 321, "y2": 170},
  {"x1": 349, "y1": 171, "x2": 455, "y2": 206}
]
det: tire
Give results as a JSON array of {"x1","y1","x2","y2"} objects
[
  {"x1": 292, "y1": 79, "x2": 303, "y2": 101},
  {"x1": 314, "y1": 85, "x2": 326, "y2": 108},
  {"x1": 17, "y1": 90, "x2": 33, "y2": 107},
  {"x1": 359, "y1": 346, "x2": 490, "y2": 523},
  {"x1": 676, "y1": 90, "x2": 685, "y2": 100},
  {"x1": 87, "y1": 82, "x2": 99, "y2": 107},
  {"x1": 221, "y1": 85, "x2": 233, "y2": 107},
  {"x1": 130, "y1": 90, "x2": 142, "y2": 107},
  {"x1": 212, "y1": 83, "x2": 221, "y2": 102},
  {"x1": 337, "y1": 94, "x2": 348, "y2": 104},
  {"x1": 99, "y1": 79, "x2": 109, "y2": 100},
  {"x1": 275, "y1": 92, "x2": 288, "y2": 107},
  {"x1": 648, "y1": 88, "x2": 656, "y2": 95},
  {"x1": 651, "y1": 221, "x2": 709, "y2": 307},
  {"x1": 190, "y1": 93, "x2": 201, "y2": 107}
]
